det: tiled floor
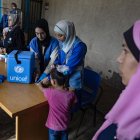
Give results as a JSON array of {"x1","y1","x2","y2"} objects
[{"x1": 0, "y1": 82, "x2": 121, "y2": 140}]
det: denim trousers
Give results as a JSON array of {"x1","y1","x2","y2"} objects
[{"x1": 48, "y1": 129, "x2": 68, "y2": 140}]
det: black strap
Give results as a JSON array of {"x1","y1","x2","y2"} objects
[
  {"x1": 14, "y1": 50, "x2": 21, "y2": 64},
  {"x1": 97, "y1": 124, "x2": 117, "y2": 140}
]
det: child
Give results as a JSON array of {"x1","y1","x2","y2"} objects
[{"x1": 37, "y1": 68, "x2": 76, "y2": 140}]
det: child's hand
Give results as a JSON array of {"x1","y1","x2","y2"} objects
[
  {"x1": 42, "y1": 77, "x2": 49, "y2": 84},
  {"x1": 41, "y1": 77, "x2": 51, "y2": 88},
  {"x1": 35, "y1": 81, "x2": 44, "y2": 92}
]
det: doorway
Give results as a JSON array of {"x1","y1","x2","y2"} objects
[{"x1": 21, "y1": 0, "x2": 43, "y2": 44}]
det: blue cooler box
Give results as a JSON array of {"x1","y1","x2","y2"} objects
[{"x1": 7, "y1": 50, "x2": 35, "y2": 83}]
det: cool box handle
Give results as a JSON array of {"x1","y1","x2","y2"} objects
[{"x1": 14, "y1": 50, "x2": 21, "y2": 64}]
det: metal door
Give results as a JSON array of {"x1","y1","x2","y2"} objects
[{"x1": 21, "y1": 0, "x2": 43, "y2": 44}]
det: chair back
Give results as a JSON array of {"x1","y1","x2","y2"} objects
[
  {"x1": 80, "y1": 68, "x2": 102, "y2": 106},
  {"x1": 72, "y1": 68, "x2": 102, "y2": 111},
  {"x1": 83, "y1": 68, "x2": 101, "y2": 94},
  {"x1": 74, "y1": 68, "x2": 103, "y2": 138}
]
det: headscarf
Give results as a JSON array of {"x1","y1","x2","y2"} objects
[
  {"x1": 54, "y1": 20, "x2": 76, "y2": 53},
  {"x1": 92, "y1": 20, "x2": 140, "y2": 140},
  {"x1": 34, "y1": 18, "x2": 51, "y2": 73},
  {"x1": 124, "y1": 26, "x2": 140, "y2": 62},
  {"x1": 35, "y1": 18, "x2": 51, "y2": 42},
  {"x1": 8, "y1": 13, "x2": 20, "y2": 28}
]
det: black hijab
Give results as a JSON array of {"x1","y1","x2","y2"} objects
[
  {"x1": 35, "y1": 18, "x2": 51, "y2": 47},
  {"x1": 123, "y1": 26, "x2": 140, "y2": 62},
  {"x1": 35, "y1": 18, "x2": 51, "y2": 73}
]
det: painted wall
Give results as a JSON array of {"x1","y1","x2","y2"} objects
[{"x1": 42, "y1": 0, "x2": 140, "y2": 86}]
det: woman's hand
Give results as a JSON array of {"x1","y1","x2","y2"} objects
[
  {"x1": 0, "y1": 48, "x2": 6, "y2": 54},
  {"x1": 2, "y1": 48, "x2": 6, "y2": 54},
  {"x1": 56, "y1": 65, "x2": 69, "y2": 75},
  {"x1": 0, "y1": 48, "x2": 3, "y2": 54}
]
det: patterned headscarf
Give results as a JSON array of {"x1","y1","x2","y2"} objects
[{"x1": 8, "y1": 13, "x2": 20, "y2": 28}]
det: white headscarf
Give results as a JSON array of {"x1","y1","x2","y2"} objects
[{"x1": 54, "y1": 20, "x2": 76, "y2": 53}]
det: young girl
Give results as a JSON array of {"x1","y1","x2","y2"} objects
[{"x1": 37, "y1": 68, "x2": 76, "y2": 140}]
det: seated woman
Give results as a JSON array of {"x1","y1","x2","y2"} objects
[
  {"x1": 39, "y1": 20, "x2": 87, "y2": 91},
  {"x1": 0, "y1": 13, "x2": 25, "y2": 54},
  {"x1": 28, "y1": 18, "x2": 59, "y2": 80},
  {"x1": 92, "y1": 20, "x2": 140, "y2": 140},
  {"x1": 53, "y1": 20, "x2": 87, "y2": 91}
]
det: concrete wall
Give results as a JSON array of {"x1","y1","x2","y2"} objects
[{"x1": 42, "y1": 0, "x2": 140, "y2": 86}]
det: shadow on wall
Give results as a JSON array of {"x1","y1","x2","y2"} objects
[
  {"x1": 85, "y1": 66, "x2": 124, "y2": 90},
  {"x1": 103, "y1": 71, "x2": 124, "y2": 90}
]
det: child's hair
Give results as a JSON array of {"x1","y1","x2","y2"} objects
[{"x1": 50, "y1": 68, "x2": 68, "y2": 86}]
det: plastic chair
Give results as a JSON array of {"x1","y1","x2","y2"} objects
[{"x1": 75, "y1": 68, "x2": 103, "y2": 137}]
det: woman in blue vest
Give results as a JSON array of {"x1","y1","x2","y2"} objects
[
  {"x1": 28, "y1": 18, "x2": 58, "y2": 80},
  {"x1": 53, "y1": 20, "x2": 87, "y2": 91},
  {"x1": 38, "y1": 20, "x2": 87, "y2": 91}
]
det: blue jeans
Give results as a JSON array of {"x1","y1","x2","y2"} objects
[{"x1": 48, "y1": 129, "x2": 68, "y2": 140}]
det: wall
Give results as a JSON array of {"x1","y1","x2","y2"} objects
[{"x1": 42, "y1": 0, "x2": 140, "y2": 86}]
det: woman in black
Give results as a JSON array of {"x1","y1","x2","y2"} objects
[{"x1": 0, "y1": 13, "x2": 25, "y2": 54}]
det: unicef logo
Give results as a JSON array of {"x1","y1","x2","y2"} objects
[{"x1": 14, "y1": 66, "x2": 24, "y2": 73}]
